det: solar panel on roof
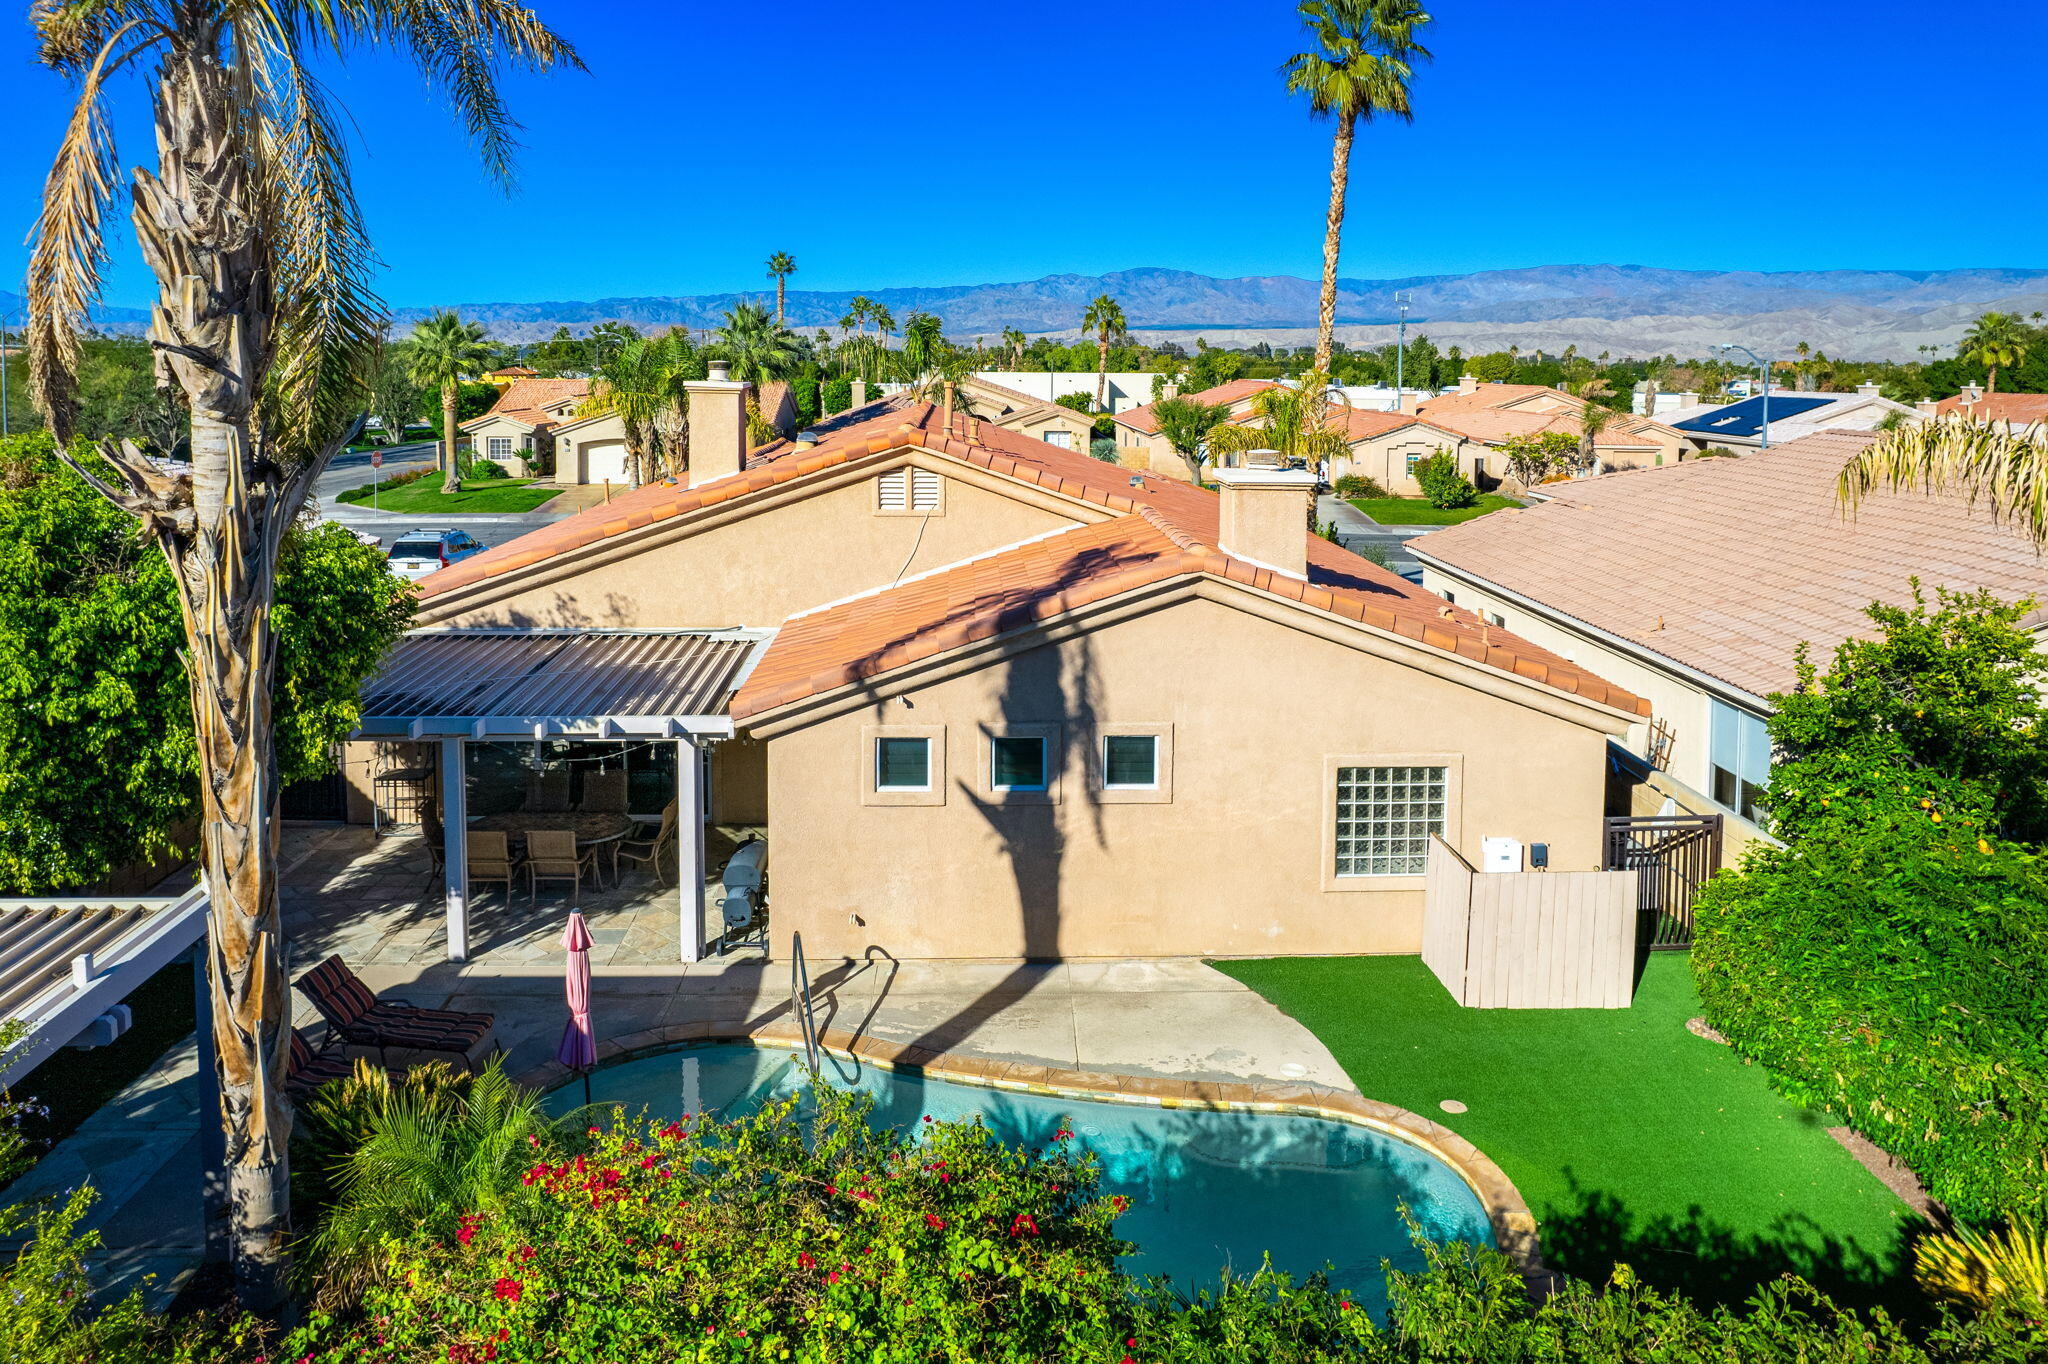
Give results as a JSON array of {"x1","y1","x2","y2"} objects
[{"x1": 1671, "y1": 394, "x2": 1836, "y2": 439}]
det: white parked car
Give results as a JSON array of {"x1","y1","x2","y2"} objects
[{"x1": 387, "y1": 528, "x2": 484, "y2": 580}]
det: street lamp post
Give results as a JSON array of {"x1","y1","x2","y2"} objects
[
  {"x1": 1712, "y1": 342, "x2": 1775, "y2": 449},
  {"x1": 1392, "y1": 291, "x2": 1411, "y2": 400}
]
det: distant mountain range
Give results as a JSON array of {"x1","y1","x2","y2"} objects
[{"x1": 17, "y1": 263, "x2": 2048, "y2": 361}]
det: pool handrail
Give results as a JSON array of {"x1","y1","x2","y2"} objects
[{"x1": 789, "y1": 931, "x2": 821, "y2": 1075}]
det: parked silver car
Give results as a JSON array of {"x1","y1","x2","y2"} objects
[{"x1": 387, "y1": 528, "x2": 484, "y2": 580}]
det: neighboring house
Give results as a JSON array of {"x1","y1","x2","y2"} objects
[
  {"x1": 355, "y1": 389, "x2": 1647, "y2": 963},
  {"x1": 1415, "y1": 378, "x2": 1690, "y2": 479},
  {"x1": 1932, "y1": 384, "x2": 2048, "y2": 432},
  {"x1": 1111, "y1": 379, "x2": 1284, "y2": 477},
  {"x1": 461, "y1": 377, "x2": 590, "y2": 475},
  {"x1": 970, "y1": 370, "x2": 1164, "y2": 414},
  {"x1": 484, "y1": 364, "x2": 539, "y2": 389},
  {"x1": 957, "y1": 376, "x2": 1101, "y2": 454},
  {"x1": 1412, "y1": 429, "x2": 2048, "y2": 824},
  {"x1": 1663, "y1": 383, "x2": 1922, "y2": 454},
  {"x1": 1629, "y1": 384, "x2": 1709, "y2": 418}
]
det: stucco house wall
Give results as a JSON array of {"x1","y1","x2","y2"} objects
[
  {"x1": 551, "y1": 410, "x2": 633, "y2": 486},
  {"x1": 1331, "y1": 428, "x2": 1478, "y2": 495},
  {"x1": 759, "y1": 590, "x2": 1618, "y2": 960},
  {"x1": 423, "y1": 458, "x2": 1086, "y2": 631}
]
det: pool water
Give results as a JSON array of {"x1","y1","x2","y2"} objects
[{"x1": 556, "y1": 1044, "x2": 1493, "y2": 1307}]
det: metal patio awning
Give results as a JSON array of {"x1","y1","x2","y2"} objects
[
  {"x1": 353, "y1": 628, "x2": 773, "y2": 740},
  {"x1": 0, "y1": 888, "x2": 210, "y2": 1089}
]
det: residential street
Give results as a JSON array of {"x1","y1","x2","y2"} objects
[{"x1": 314, "y1": 440, "x2": 592, "y2": 550}]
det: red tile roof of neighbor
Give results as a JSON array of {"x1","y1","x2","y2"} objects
[
  {"x1": 1413, "y1": 428, "x2": 2048, "y2": 701},
  {"x1": 420, "y1": 399, "x2": 1648, "y2": 719},
  {"x1": 1934, "y1": 391, "x2": 2048, "y2": 425},
  {"x1": 462, "y1": 377, "x2": 591, "y2": 432},
  {"x1": 1418, "y1": 383, "x2": 1577, "y2": 415},
  {"x1": 1115, "y1": 379, "x2": 1282, "y2": 433}
]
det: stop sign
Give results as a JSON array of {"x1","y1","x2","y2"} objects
[{"x1": 371, "y1": 450, "x2": 383, "y2": 468}]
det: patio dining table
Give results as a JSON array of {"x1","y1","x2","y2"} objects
[{"x1": 469, "y1": 812, "x2": 638, "y2": 885}]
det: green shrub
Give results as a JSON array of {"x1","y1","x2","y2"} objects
[
  {"x1": 1413, "y1": 451, "x2": 1478, "y2": 509},
  {"x1": 1088, "y1": 437, "x2": 1121, "y2": 463},
  {"x1": 1333, "y1": 473, "x2": 1386, "y2": 498},
  {"x1": 459, "y1": 457, "x2": 511, "y2": 481}
]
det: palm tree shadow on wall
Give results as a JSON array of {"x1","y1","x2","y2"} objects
[{"x1": 811, "y1": 543, "x2": 1142, "y2": 1092}]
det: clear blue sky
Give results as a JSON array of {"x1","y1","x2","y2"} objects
[{"x1": 2, "y1": 0, "x2": 2042, "y2": 310}]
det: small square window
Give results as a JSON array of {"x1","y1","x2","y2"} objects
[
  {"x1": 487, "y1": 436, "x2": 512, "y2": 457},
  {"x1": 990, "y1": 736, "x2": 1048, "y2": 791},
  {"x1": 1102, "y1": 735, "x2": 1158, "y2": 789},
  {"x1": 875, "y1": 737, "x2": 930, "y2": 790}
]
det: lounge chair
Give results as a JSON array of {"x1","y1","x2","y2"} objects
[
  {"x1": 467, "y1": 829, "x2": 515, "y2": 901},
  {"x1": 284, "y1": 1027, "x2": 412, "y2": 1099},
  {"x1": 295, "y1": 955, "x2": 495, "y2": 1067},
  {"x1": 613, "y1": 800, "x2": 678, "y2": 885},
  {"x1": 578, "y1": 770, "x2": 628, "y2": 814},
  {"x1": 525, "y1": 829, "x2": 596, "y2": 903}
]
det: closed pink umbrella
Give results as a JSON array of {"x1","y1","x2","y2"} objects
[{"x1": 557, "y1": 912, "x2": 597, "y2": 1102}]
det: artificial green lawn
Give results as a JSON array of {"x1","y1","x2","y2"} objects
[
  {"x1": 1347, "y1": 494, "x2": 1516, "y2": 525},
  {"x1": 1213, "y1": 954, "x2": 1918, "y2": 1311},
  {"x1": 336, "y1": 471, "x2": 561, "y2": 514}
]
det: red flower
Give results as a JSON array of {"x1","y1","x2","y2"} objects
[
  {"x1": 526, "y1": 1134, "x2": 540, "y2": 1148},
  {"x1": 798, "y1": 1252, "x2": 817, "y2": 1270},
  {"x1": 1340, "y1": 1301, "x2": 1354, "y2": 1311},
  {"x1": 518, "y1": 1246, "x2": 535, "y2": 1261},
  {"x1": 482, "y1": 1344, "x2": 497, "y2": 1361},
  {"x1": 496, "y1": 1328, "x2": 511, "y2": 1342},
  {"x1": 1009, "y1": 1214, "x2": 1039, "y2": 1238},
  {"x1": 492, "y1": 1278, "x2": 523, "y2": 1303},
  {"x1": 924, "y1": 1213, "x2": 946, "y2": 1230},
  {"x1": 1122, "y1": 1356, "x2": 1136, "y2": 1364},
  {"x1": 456, "y1": 1224, "x2": 477, "y2": 1247},
  {"x1": 640, "y1": 1154, "x2": 658, "y2": 1169}
]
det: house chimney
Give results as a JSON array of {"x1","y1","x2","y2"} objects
[
  {"x1": 851, "y1": 379, "x2": 869, "y2": 408},
  {"x1": 1675, "y1": 390, "x2": 1701, "y2": 410},
  {"x1": 1915, "y1": 398, "x2": 1940, "y2": 417},
  {"x1": 684, "y1": 361, "x2": 749, "y2": 485},
  {"x1": 1961, "y1": 382, "x2": 1983, "y2": 404},
  {"x1": 1212, "y1": 451, "x2": 1314, "y2": 580},
  {"x1": 1398, "y1": 389, "x2": 1420, "y2": 415},
  {"x1": 1458, "y1": 374, "x2": 1480, "y2": 395},
  {"x1": 1856, "y1": 381, "x2": 1882, "y2": 398}
]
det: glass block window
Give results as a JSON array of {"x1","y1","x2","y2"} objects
[
  {"x1": 874, "y1": 737, "x2": 930, "y2": 790},
  {"x1": 1335, "y1": 766, "x2": 1447, "y2": 876},
  {"x1": 991, "y1": 736, "x2": 1048, "y2": 791},
  {"x1": 1102, "y1": 734, "x2": 1158, "y2": 788}
]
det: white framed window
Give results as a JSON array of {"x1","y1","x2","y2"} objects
[
  {"x1": 1484, "y1": 611, "x2": 1506, "y2": 628},
  {"x1": 877, "y1": 466, "x2": 943, "y2": 513},
  {"x1": 487, "y1": 436, "x2": 512, "y2": 458},
  {"x1": 1334, "y1": 765, "x2": 1448, "y2": 877},
  {"x1": 1042, "y1": 430, "x2": 1075, "y2": 450},
  {"x1": 875, "y1": 736, "x2": 931, "y2": 791},
  {"x1": 1101, "y1": 734, "x2": 1158, "y2": 789},
  {"x1": 990, "y1": 735, "x2": 1048, "y2": 792}
]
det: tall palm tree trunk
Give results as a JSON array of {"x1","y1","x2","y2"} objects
[
  {"x1": 1988, "y1": 363, "x2": 2000, "y2": 396},
  {"x1": 1096, "y1": 340, "x2": 1109, "y2": 411},
  {"x1": 130, "y1": 37, "x2": 297, "y2": 1309},
  {"x1": 775, "y1": 277, "x2": 786, "y2": 325},
  {"x1": 441, "y1": 384, "x2": 460, "y2": 491},
  {"x1": 1314, "y1": 112, "x2": 1355, "y2": 373}
]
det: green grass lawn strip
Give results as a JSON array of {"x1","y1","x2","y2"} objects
[
  {"x1": 1347, "y1": 495, "x2": 1515, "y2": 525},
  {"x1": 337, "y1": 471, "x2": 561, "y2": 514},
  {"x1": 1213, "y1": 954, "x2": 1917, "y2": 1310}
]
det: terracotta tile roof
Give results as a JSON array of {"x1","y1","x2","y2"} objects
[
  {"x1": 1934, "y1": 391, "x2": 2048, "y2": 425},
  {"x1": 1115, "y1": 379, "x2": 1281, "y2": 434},
  {"x1": 1413, "y1": 428, "x2": 2048, "y2": 700},
  {"x1": 461, "y1": 377, "x2": 591, "y2": 433},
  {"x1": 488, "y1": 365, "x2": 539, "y2": 378},
  {"x1": 1223, "y1": 405, "x2": 1467, "y2": 447},
  {"x1": 421, "y1": 399, "x2": 1646, "y2": 719},
  {"x1": 1418, "y1": 383, "x2": 1575, "y2": 416}
]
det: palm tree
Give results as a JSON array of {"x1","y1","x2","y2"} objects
[
  {"x1": 588, "y1": 333, "x2": 692, "y2": 486},
  {"x1": 1080, "y1": 295, "x2": 1127, "y2": 411},
  {"x1": 1206, "y1": 372, "x2": 1353, "y2": 471},
  {"x1": 1960, "y1": 312, "x2": 2031, "y2": 395},
  {"x1": 25, "y1": 0, "x2": 577, "y2": 1308},
  {"x1": 1149, "y1": 396, "x2": 1232, "y2": 481},
  {"x1": 1284, "y1": 0, "x2": 1433, "y2": 372},
  {"x1": 1567, "y1": 376, "x2": 1617, "y2": 471},
  {"x1": 872, "y1": 304, "x2": 897, "y2": 351},
  {"x1": 408, "y1": 311, "x2": 495, "y2": 492},
  {"x1": 712, "y1": 301, "x2": 800, "y2": 387},
  {"x1": 765, "y1": 251, "x2": 797, "y2": 325},
  {"x1": 1841, "y1": 416, "x2": 2048, "y2": 545},
  {"x1": 1002, "y1": 327, "x2": 1028, "y2": 369},
  {"x1": 898, "y1": 312, "x2": 946, "y2": 377}
]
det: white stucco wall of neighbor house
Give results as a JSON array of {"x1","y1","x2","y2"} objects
[{"x1": 970, "y1": 372, "x2": 1165, "y2": 414}]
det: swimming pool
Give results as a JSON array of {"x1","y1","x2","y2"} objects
[{"x1": 556, "y1": 1043, "x2": 1494, "y2": 1308}]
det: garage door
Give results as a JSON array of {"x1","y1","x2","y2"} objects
[{"x1": 582, "y1": 440, "x2": 629, "y2": 485}]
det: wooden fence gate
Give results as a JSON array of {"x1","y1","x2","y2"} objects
[{"x1": 1602, "y1": 814, "x2": 1723, "y2": 949}]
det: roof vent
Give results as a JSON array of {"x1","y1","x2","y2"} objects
[{"x1": 794, "y1": 429, "x2": 821, "y2": 452}]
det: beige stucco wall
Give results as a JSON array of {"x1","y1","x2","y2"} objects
[
  {"x1": 710, "y1": 735, "x2": 769, "y2": 825},
  {"x1": 1332, "y1": 430, "x2": 1478, "y2": 494},
  {"x1": 759, "y1": 592, "x2": 1617, "y2": 961},
  {"x1": 552, "y1": 411, "x2": 629, "y2": 486},
  {"x1": 1000, "y1": 408, "x2": 1096, "y2": 453},
  {"x1": 426, "y1": 462, "x2": 1084, "y2": 630}
]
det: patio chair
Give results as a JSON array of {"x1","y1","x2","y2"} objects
[
  {"x1": 613, "y1": 800, "x2": 678, "y2": 885},
  {"x1": 578, "y1": 769, "x2": 629, "y2": 814},
  {"x1": 284, "y1": 1027, "x2": 412, "y2": 1100},
  {"x1": 294, "y1": 955, "x2": 496, "y2": 1068},
  {"x1": 523, "y1": 766, "x2": 571, "y2": 813},
  {"x1": 526, "y1": 828, "x2": 596, "y2": 904},
  {"x1": 467, "y1": 829, "x2": 515, "y2": 901}
]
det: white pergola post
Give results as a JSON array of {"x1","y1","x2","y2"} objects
[
  {"x1": 440, "y1": 737, "x2": 470, "y2": 962},
  {"x1": 677, "y1": 736, "x2": 706, "y2": 962}
]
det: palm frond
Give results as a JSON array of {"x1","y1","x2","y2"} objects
[
  {"x1": 25, "y1": 19, "x2": 146, "y2": 442},
  {"x1": 1838, "y1": 416, "x2": 2048, "y2": 546}
]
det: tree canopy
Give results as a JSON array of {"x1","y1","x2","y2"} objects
[{"x1": 0, "y1": 433, "x2": 413, "y2": 891}]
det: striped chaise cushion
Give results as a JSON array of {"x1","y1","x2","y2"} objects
[
  {"x1": 298, "y1": 955, "x2": 380, "y2": 1029},
  {"x1": 294, "y1": 955, "x2": 493, "y2": 1056}
]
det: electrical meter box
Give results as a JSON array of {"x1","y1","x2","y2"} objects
[{"x1": 1480, "y1": 837, "x2": 1523, "y2": 873}]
